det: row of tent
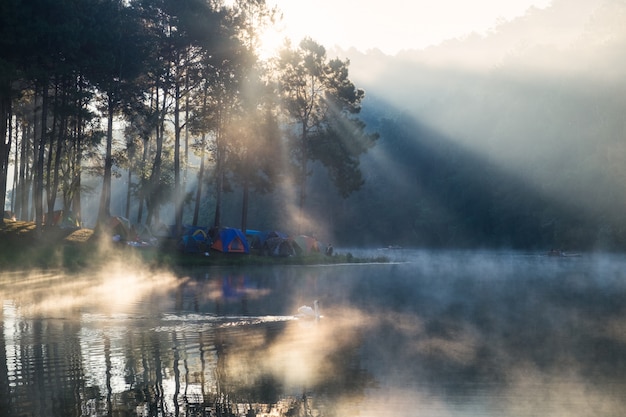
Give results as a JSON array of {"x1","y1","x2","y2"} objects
[
  {"x1": 106, "y1": 216, "x2": 323, "y2": 257},
  {"x1": 177, "y1": 226, "x2": 250, "y2": 254},
  {"x1": 178, "y1": 226, "x2": 324, "y2": 256}
]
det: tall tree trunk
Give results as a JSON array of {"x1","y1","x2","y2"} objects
[
  {"x1": 17, "y1": 122, "x2": 28, "y2": 220},
  {"x1": 213, "y1": 134, "x2": 223, "y2": 228},
  {"x1": 48, "y1": 86, "x2": 67, "y2": 224},
  {"x1": 213, "y1": 112, "x2": 225, "y2": 229},
  {"x1": 96, "y1": 95, "x2": 114, "y2": 227},
  {"x1": 174, "y1": 77, "x2": 182, "y2": 235},
  {"x1": 0, "y1": 92, "x2": 11, "y2": 222},
  {"x1": 29, "y1": 97, "x2": 40, "y2": 223},
  {"x1": 51, "y1": 128, "x2": 63, "y2": 214},
  {"x1": 71, "y1": 131, "x2": 83, "y2": 227},
  {"x1": 45, "y1": 81, "x2": 60, "y2": 225},
  {"x1": 11, "y1": 115, "x2": 19, "y2": 214},
  {"x1": 192, "y1": 89, "x2": 208, "y2": 227},
  {"x1": 192, "y1": 137, "x2": 206, "y2": 226},
  {"x1": 71, "y1": 96, "x2": 83, "y2": 226},
  {"x1": 214, "y1": 172, "x2": 222, "y2": 228},
  {"x1": 136, "y1": 137, "x2": 149, "y2": 224},
  {"x1": 240, "y1": 179, "x2": 249, "y2": 235},
  {"x1": 35, "y1": 83, "x2": 48, "y2": 231},
  {"x1": 297, "y1": 125, "x2": 308, "y2": 233},
  {"x1": 125, "y1": 167, "x2": 132, "y2": 219},
  {"x1": 183, "y1": 68, "x2": 190, "y2": 223},
  {"x1": 147, "y1": 85, "x2": 164, "y2": 226}
]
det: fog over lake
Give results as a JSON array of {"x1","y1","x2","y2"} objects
[
  {"x1": 1, "y1": 249, "x2": 625, "y2": 417},
  {"x1": 3, "y1": 3, "x2": 626, "y2": 415}
]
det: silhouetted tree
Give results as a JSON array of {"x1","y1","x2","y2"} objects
[{"x1": 276, "y1": 38, "x2": 377, "y2": 229}]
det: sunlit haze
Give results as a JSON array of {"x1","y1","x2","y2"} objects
[
  {"x1": 262, "y1": 0, "x2": 552, "y2": 55},
  {"x1": 4, "y1": 0, "x2": 626, "y2": 413}
]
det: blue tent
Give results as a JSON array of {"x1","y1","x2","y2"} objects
[
  {"x1": 178, "y1": 226, "x2": 211, "y2": 253},
  {"x1": 210, "y1": 227, "x2": 250, "y2": 254},
  {"x1": 248, "y1": 230, "x2": 289, "y2": 250}
]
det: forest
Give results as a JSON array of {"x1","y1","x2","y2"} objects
[
  {"x1": 3, "y1": 0, "x2": 626, "y2": 252},
  {"x1": 0, "y1": 0, "x2": 376, "y2": 242}
]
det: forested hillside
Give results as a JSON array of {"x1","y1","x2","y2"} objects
[
  {"x1": 323, "y1": 104, "x2": 617, "y2": 249},
  {"x1": 322, "y1": 0, "x2": 626, "y2": 250}
]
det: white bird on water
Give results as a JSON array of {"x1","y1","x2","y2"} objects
[{"x1": 297, "y1": 300, "x2": 321, "y2": 320}]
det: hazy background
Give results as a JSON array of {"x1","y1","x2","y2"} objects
[
  {"x1": 310, "y1": 0, "x2": 626, "y2": 249},
  {"x1": 265, "y1": 0, "x2": 554, "y2": 54}
]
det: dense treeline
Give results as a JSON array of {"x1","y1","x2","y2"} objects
[{"x1": 0, "y1": 0, "x2": 376, "y2": 238}]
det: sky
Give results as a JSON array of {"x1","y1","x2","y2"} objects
[{"x1": 263, "y1": 0, "x2": 553, "y2": 55}]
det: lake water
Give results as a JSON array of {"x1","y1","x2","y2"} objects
[{"x1": 1, "y1": 249, "x2": 626, "y2": 417}]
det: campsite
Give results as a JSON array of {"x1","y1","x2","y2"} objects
[
  {"x1": 104, "y1": 216, "x2": 331, "y2": 260},
  {"x1": 0, "y1": 218, "x2": 384, "y2": 270}
]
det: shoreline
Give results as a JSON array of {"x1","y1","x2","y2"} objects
[{"x1": 0, "y1": 220, "x2": 388, "y2": 271}]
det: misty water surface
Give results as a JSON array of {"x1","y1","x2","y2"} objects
[{"x1": 1, "y1": 250, "x2": 626, "y2": 417}]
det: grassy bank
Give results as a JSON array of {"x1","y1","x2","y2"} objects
[{"x1": 0, "y1": 220, "x2": 387, "y2": 271}]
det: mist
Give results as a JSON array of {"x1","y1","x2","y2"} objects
[
  {"x1": 3, "y1": 249, "x2": 626, "y2": 416},
  {"x1": 321, "y1": 0, "x2": 626, "y2": 249}
]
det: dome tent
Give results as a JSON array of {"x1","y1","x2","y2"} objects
[{"x1": 210, "y1": 227, "x2": 250, "y2": 254}]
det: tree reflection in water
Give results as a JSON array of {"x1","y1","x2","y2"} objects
[
  {"x1": 0, "y1": 265, "x2": 373, "y2": 417},
  {"x1": 2, "y1": 253, "x2": 626, "y2": 417}
]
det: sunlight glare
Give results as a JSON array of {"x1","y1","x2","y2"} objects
[
  {"x1": 262, "y1": 305, "x2": 368, "y2": 389},
  {"x1": 0, "y1": 260, "x2": 179, "y2": 317},
  {"x1": 265, "y1": 0, "x2": 554, "y2": 54},
  {"x1": 256, "y1": 15, "x2": 290, "y2": 60},
  {"x1": 92, "y1": 261, "x2": 179, "y2": 313}
]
